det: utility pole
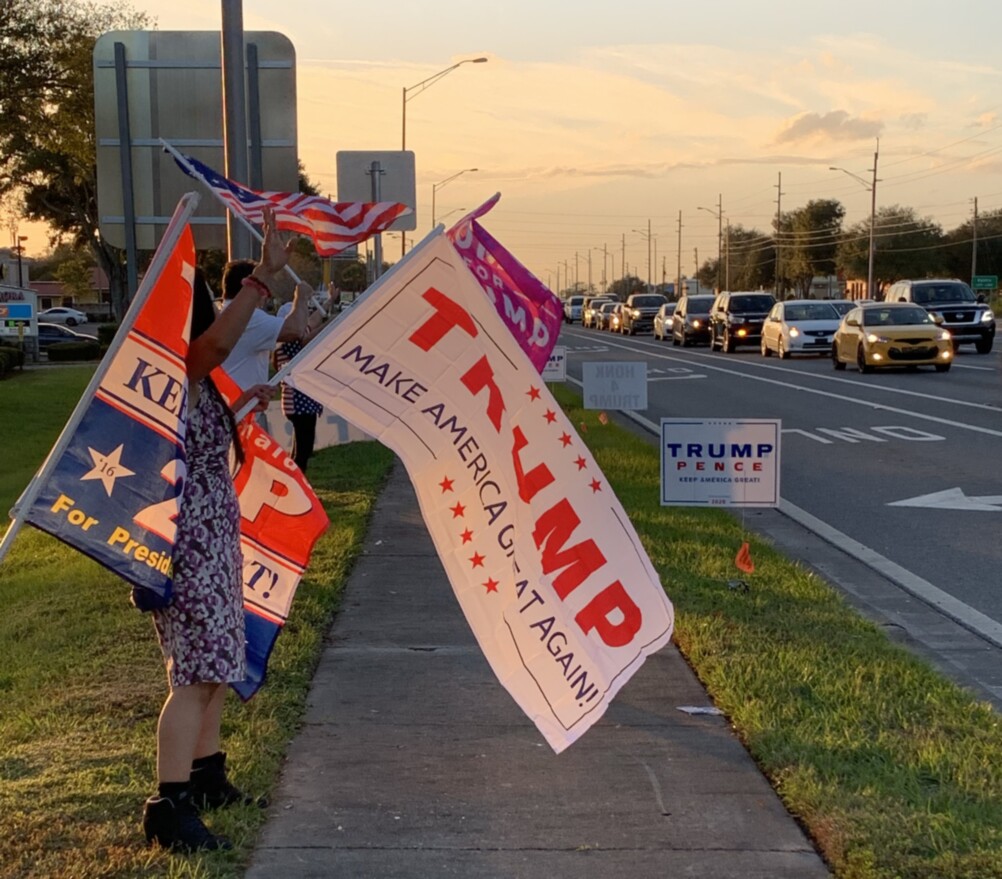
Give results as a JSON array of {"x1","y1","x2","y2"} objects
[
  {"x1": 774, "y1": 172, "x2": 783, "y2": 299},
  {"x1": 602, "y1": 243, "x2": 608, "y2": 290},
  {"x1": 647, "y1": 217, "x2": 652, "y2": 292},
  {"x1": 972, "y1": 196, "x2": 979, "y2": 283},
  {"x1": 725, "y1": 219, "x2": 731, "y2": 291},
  {"x1": 587, "y1": 249, "x2": 592, "y2": 293},
  {"x1": 867, "y1": 140, "x2": 879, "y2": 299},
  {"x1": 621, "y1": 233, "x2": 626, "y2": 289},
  {"x1": 676, "y1": 210, "x2": 682, "y2": 299},
  {"x1": 575, "y1": 251, "x2": 579, "y2": 290}
]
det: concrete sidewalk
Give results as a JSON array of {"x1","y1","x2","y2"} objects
[{"x1": 246, "y1": 459, "x2": 830, "y2": 879}]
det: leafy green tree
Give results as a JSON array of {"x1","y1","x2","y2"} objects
[
  {"x1": 720, "y1": 225, "x2": 775, "y2": 292},
  {"x1": 781, "y1": 199, "x2": 845, "y2": 296},
  {"x1": 0, "y1": 1, "x2": 150, "y2": 316},
  {"x1": 837, "y1": 205, "x2": 948, "y2": 297},
  {"x1": 605, "y1": 274, "x2": 644, "y2": 301},
  {"x1": 941, "y1": 207, "x2": 1002, "y2": 285}
]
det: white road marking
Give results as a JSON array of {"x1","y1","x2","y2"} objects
[
  {"x1": 565, "y1": 332, "x2": 1002, "y2": 439},
  {"x1": 888, "y1": 488, "x2": 1002, "y2": 511},
  {"x1": 563, "y1": 328, "x2": 1002, "y2": 413}
]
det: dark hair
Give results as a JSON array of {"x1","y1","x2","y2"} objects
[
  {"x1": 221, "y1": 259, "x2": 256, "y2": 300},
  {"x1": 191, "y1": 268, "x2": 244, "y2": 465}
]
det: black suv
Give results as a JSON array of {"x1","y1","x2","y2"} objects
[
  {"x1": 709, "y1": 292, "x2": 776, "y2": 352},
  {"x1": 884, "y1": 279, "x2": 995, "y2": 354},
  {"x1": 671, "y1": 293, "x2": 715, "y2": 346},
  {"x1": 619, "y1": 293, "x2": 668, "y2": 335}
]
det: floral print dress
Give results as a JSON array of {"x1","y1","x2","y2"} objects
[{"x1": 153, "y1": 380, "x2": 246, "y2": 688}]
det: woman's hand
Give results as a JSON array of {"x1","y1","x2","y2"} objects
[
  {"x1": 235, "y1": 383, "x2": 276, "y2": 414},
  {"x1": 257, "y1": 205, "x2": 296, "y2": 276}
]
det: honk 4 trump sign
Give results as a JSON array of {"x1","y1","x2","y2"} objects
[{"x1": 279, "y1": 232, "x2": 675, "y2": 752}]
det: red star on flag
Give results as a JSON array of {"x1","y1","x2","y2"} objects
[
  {"x1": 450, "y1": 502, "x2": 466, "y2": 518},
  {"x1": 483, "y1": 577, "x2": 499, "y2": 594},
  {"x1": 439, "y1": 476, "x2": 455, "y2": 493},
  {"x1": 590, "y1": 478, "x2": 602, "y2": 493},
  {"x1": 460, "y1": 528, "x2": 474, "y2": 544},
  {"x1": 470, "y1": 551, "x2": 486, "y2": 568},
  {"x1": 544, "y1": 409, "x2": 557, "y2": 424},
  {"x1": 527, "y1": 386, "x2": 541, "y2": 401},
  {"x1": 559, "y1": 432, "x2": 572, "y2": 447},
  {"x1": 575, "y1": 455, "x2": 587, "y2": 470}
]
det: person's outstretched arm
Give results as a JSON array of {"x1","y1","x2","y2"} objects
[{"x1": 187, "y1": 206, "x2": 294, "y2": 382}]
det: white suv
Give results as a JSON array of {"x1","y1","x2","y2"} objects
[{"x1": 563, "y1": 295, "x2": 585, "y2": 323}]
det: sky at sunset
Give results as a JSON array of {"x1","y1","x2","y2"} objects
[{"x1": 21, "y1": 1, "x2": 1002, "y2": 292}]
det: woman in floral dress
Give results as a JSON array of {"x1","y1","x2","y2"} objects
[{"x1": 142, "y1": 207, "x2": 293, "y2": 853}]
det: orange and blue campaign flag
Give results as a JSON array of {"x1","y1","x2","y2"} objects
[
  {"x1": 18, "y1": 206, "x2": 197, "y2": 607},
  {"x1": 3, "y1": 194, "x2": 328, "y2": 699}
]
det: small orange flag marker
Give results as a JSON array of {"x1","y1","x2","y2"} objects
[{"x1": 735, "y1": 541, "x2": 755, "y2": 574}]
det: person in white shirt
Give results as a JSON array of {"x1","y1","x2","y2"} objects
[{"x1": 219, "y1": 259, "x2": 310, "y2": 389}]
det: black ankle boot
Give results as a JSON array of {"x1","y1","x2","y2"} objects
[
  {"x1": 143, "y1": 787, "x2": 232, "y2": 853},
  {"x1": 190, "y1": 751, "x2": 267, "y2": 810}
]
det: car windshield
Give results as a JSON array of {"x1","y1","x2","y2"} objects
[
  {"x1": 600, "y1": 302, "x2": 617, "y2": 313},
  {"x1": 730, "y1": 295, "x2": 774, "y2": 313},
  {"x1": 910, "y1": 282, "x2": 976, "y2": 304},
  {"x1": 631, "y1": 295, "x2": 666, "y2": 308},
  {"x1": 784, "y1": 302, "x2": 839, "y2": 321},
  {"x1": 862, "y1": 306, "x2": 933, "y2": 327},
  {"x1": 828, "y1": 301, "x2": 855, "y2": 316},
  {"x1": 686, "y1": 296, "x2": 714, "y2": 314}
]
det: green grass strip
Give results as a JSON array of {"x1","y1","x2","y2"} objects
[
  {"x1": 554, "y1": 384, "x2": 1002, "y2": 879},
  {"x1": 3, "y1": 370, "x2": 1002, "y2": 878}
]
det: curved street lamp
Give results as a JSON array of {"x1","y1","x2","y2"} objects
[
  {"x1": 830, "y1": 140, "x2": 880, "y2": 298},
  {"x1": 399, "y1": 57, "x2": 487, "y2": 256},
  {"x1": 697, "y1": 197, "x2": 724, "y2": 292},
  {"x1": 401, "y1": 57, "x2": 488, "y2": 151},
  {"x1": 432, "y1": 168, "x2": 478, "y2": 227},
  {"x1": 632, "y1": 222, "x2": 654, "y2": 292}
]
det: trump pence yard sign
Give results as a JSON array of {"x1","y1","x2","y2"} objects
[{"x1": 660, "y1": 418, "x2": 781, "y2": 507}]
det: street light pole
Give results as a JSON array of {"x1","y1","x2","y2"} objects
[
  {"x1": 830, "y1": 139, "x2": 880, "y2": 299},
  {"x1": 632, "y1": 222, "x2": 654, "y2": 292},
  {"x1": 697, "y1": 197, "x2": 724, "y2": 292},
  {"x1": 16, "y1": 235, "x2": 27, "y2": 287},
  {"x1": 431, "y1": 168, "x2": 477, "y2": 226},
  {"x1": 400, "y1": 56, "x2": 487, "y2": 256}
]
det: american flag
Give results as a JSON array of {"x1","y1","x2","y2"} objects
[{"x1": 173, "y1": 153, "x2": 412, "y2": 256}]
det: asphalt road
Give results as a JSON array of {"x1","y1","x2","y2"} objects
[{"x1": 557, "y1": 321, "x2": 1002, "y2": 651}]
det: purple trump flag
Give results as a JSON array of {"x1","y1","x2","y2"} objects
[{"x1": 447, "y1": 194, "x2": 563, "y2": 373}]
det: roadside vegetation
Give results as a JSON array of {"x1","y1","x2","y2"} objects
[{"x1": 3, "y1": 369, "x2": 1002, "y2": 879}]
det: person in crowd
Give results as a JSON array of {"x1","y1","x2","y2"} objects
[
  {"x1": 219, "y1": 256, "x2": 311, "y2": 390},
  {"x1": 142, "y1": 207, "x2": 290, "y2": 853},
  {"x1": 273, "y1": 284, "x2": 340, "y2": 472}
]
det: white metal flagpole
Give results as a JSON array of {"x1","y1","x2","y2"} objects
[{"x1": 0, "y1": 192, "x2": 202, "y2": 566}]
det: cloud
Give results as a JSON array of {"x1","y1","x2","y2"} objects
[{"x1": 773, "y1": 110, "x2": 883, "y2": 144}]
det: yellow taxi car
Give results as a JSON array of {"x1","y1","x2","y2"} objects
[{"x1": 832, "y1": 302, "x2": 953, "y2": 373}]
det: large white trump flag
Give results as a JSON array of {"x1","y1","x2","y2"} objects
[{"x1": 281, "y1": 232, "x2": 674, "y2": 752}]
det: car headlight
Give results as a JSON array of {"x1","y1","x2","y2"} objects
[
  {"x1": 866, "y1": 333, "x2": 890, "y2": 343},
  {"x1": 939, "y1": 330, "x2": 952, "y2": 341},
  {"x1": 690, "y1": 319, "x2": 701, "y2": 328},
  {"x1": 929, "y1": 310, "x2": 944, "y2": 321},
  {"x1": 980, "y1": 310, "x2": 995, "y2": 324},
  {"x1": 631, "y1": 309, "x2": 640, "y2": 318},
  {"x1": 788, "y1": 327, "x2": 800, "y2": 338}
]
